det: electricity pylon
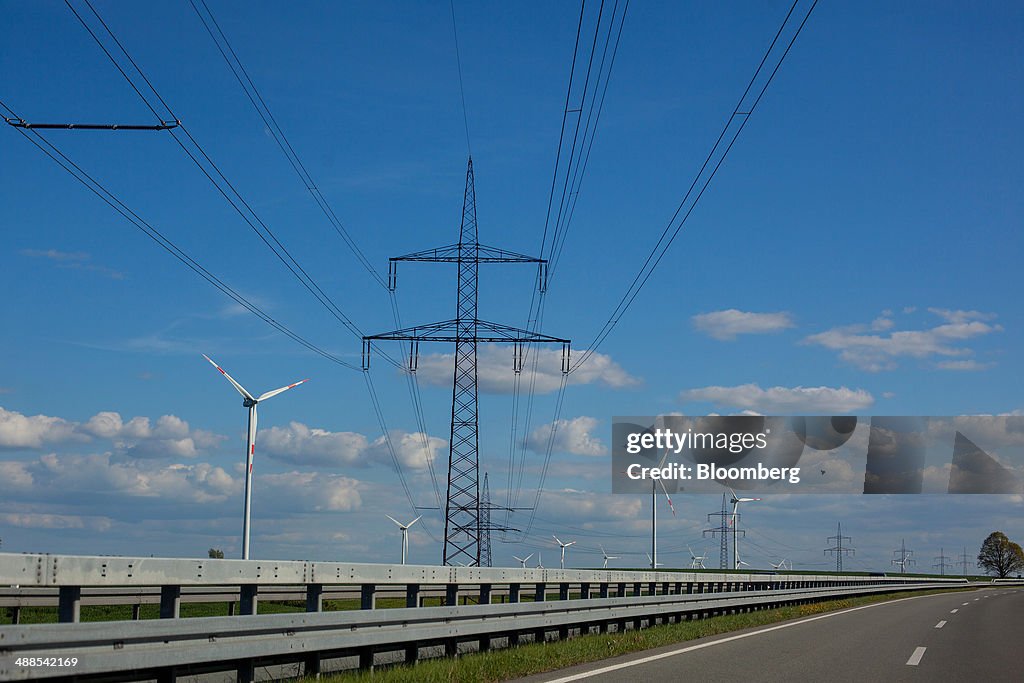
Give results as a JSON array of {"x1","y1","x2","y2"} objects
[
  {"x1": 824, "y1": 522, "x2": 854, "y2": 573},
  {"x1": 933, "y1": 548, "x2": 952, "y2": 576},
  {"x1": 704, "y1": 493, "x2": 735, "y2": 570},
  {"x1": 364, "y1": 157, "x2": 570, "y2": 566}
]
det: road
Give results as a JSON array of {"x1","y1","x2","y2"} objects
[{"x1": 514, "y1": 587, "x2": 1023, "y2": 683}]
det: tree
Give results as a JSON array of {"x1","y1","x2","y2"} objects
[
  {"x1": 208, "y1": 548, "x2": 225, "y2": 559},
  {"x1": 977, "y1": 531, "x2": 1024, "y2": 578}
]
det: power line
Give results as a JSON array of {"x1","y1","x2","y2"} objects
[
  {"x1": 570, "y1": 0, "x2": 818, "y2": 374},
  {"x1": 0, "y1": 98, "x2": 358, "y2": 372},
  {"x1": 449, "y1": 0, "x2": 472, "y2": 156}
]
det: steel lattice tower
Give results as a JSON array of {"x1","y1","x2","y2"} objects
[
  {"x1": 704, "y1": 493, "x2": 734, "y2": 570},
  {"x1": 824, "y1": 522, "x2": 854, "y2": 572},
  {"x1": 480, "y1": 473, "x2": 493, "y2": 567},
  {"x1": 364, "y1": 157, "x2": 570, "y2": 566}
]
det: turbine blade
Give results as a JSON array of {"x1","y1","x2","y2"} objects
[
  {"x1": 258, "y1": 378, "x2": 310, "y2": 402},
  {"x1": 657, "y1": 478, "x2": 676, "y2": 516},
  {"x1": 407, "y1": 515, "x2": 422, "y2": 528},
  {"x1": 385, "y1": 515, "x2": 403, "y2": 528},
  {"x1": 566, "y1": 541, "x2": 576, "y2": 547},
  {"x1": 203, "y1": 354, "x2": 255, "y2": 401},
  {"x1": 552, "y1": 535, "x2": 562, "y2": 545},
  {"x1": 525, "y1": 553, "x2": 533, "y2": 562}
]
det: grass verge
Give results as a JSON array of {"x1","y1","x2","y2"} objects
[{"x1": 316, "y1": 587, "x2": 974, "y2": 683}]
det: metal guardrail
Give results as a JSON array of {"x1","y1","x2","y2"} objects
[{"x1": 0, "y1": 553, "x2": 989, "y2": 682}]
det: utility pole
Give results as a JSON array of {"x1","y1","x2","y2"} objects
[
  {"x1": 957, "y1": 546, "x2": 972, "y2": 578},
  {"x1": 891, "y1": 539, "x2": 916, "y2": 574},
  {"x1": 704, "y1": 493, "x2": 735, "y2": 570},
  {"x1": 364, "y1": 158, "x2": 570, "y2": 566},
  {"x1": 933, "y1": 548, "x2": 952, "y2": 576},
  {"x1": 824, "y1": 522, "x2": 855, "y2": 573}
]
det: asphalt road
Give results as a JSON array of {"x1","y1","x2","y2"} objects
[{"x1": 514, "y1": 587, "x2": 1024, "y2": 683}]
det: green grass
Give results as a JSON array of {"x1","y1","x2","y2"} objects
[{"x1": 314, "y1": 587, "x2": 975, "y2": 683}]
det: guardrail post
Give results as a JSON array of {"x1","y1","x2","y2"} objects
[
  {"x1": 559, "y1": 583, "x2": 570, "y2": 601},
  {"x1": 479, "y1": 583, "x2": 493, "y2": 605},
  {"x1": 406, "y1": 584, "x2": 421, "y2": 608},
  {"x1": 160, "y1": 586, "x2": 181, "y2": 619},
  {"x1": 58, "y1": 586, "x2": 81, "y2": 623},
  {"x1": 580, "y1": 582, "x2": 591, "y2": 599},
  {"x1": 446, "y1": 584, "x2": 459, "y2": 607},
  {"x1": 648, "y1": 581, "x2": 657, "y2": 596},
  {"x1": 156, "y1": 666, "x2": 176, "y2": 683},
  {"x1": 10, "y1": 606, "x2": 20, "y2": 624},
  {"x1": 306, "y1": 583, "x2": 323, "y2": 612},
  {"x1": 238, "y1": 660, "x2": 254, "y2": 683},
  {"x1": 405, "y1": 642, "x2": 419, "y2": 663},
  {"x1": 617, "y1": 582, "x2": 626, "y2": 597},
  {"x1": 132, "y1": 603, "x2": 141, "y2": 620},
  {"x1": 240, "y1": 585, "x2": 258, "y2": 615},
  {"x1": 509, "y1": 583, "x2": 521, "y2": 603},
  {"x1": 361, "y1": 584, "x2": 377, "y2": 610},
  {"x1": 359, "y1": 649, "x2": 374, "y2": 670},
  {"x1": 599, "y1": 583, "x2": 609, "y2": 598},
  {"x1": 304, "y1": 653, "x2": 321, "y2": 678},
  {"x1": 534, "y1": 582, "x2": 546, "y2": 602},
  {"x1": 632, "y1": 582, "x2": 642, "y2": 597}
]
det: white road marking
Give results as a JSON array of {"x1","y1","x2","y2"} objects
[
  {"x1": 538, "y1": 594, "x2": 951, "y2": 683},
  {"x1": 906, "y1": 647, "x2": 927, "y2": 666},
  {"x1": 950, "y1": 609, "x2": 958, "y2": 614},
  {"x1": 963, "y1": 602, "x2": 970, "y2": 605},
  {"x1": 935, "y1": 621, "x2": 946, "y2": 628}
]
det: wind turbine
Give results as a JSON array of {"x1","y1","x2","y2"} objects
[
  {"x1": 536, "y1": 553, "x2": 544, "y2": 569},
  {"x1": 203, "y1": 354, "x2": 308, "y2": 560},
  {"x1": 729, "y1": 488, "x2": 761, "y2": 570},
  {"x1": 553, "y1": 535, "x2": 576, "y2": 569},
  {"x1": 688, "y1": 545, "x2": 707, "y2": 570},
  {"x1": 512, "y1": 553, "x2": 534, "y2": 569},
  {"x1": 599, "y1": 544, "x2": 620, "y2": 569},
  {"x1": 645, "y1": 552, "x2": 664, "y2": 569},
  {"x1": 386, "y1": 514, "x2": 422, "y2": 565},
  {"x1": 770, "y1": 559, "x2": 790, "y2": 571}
]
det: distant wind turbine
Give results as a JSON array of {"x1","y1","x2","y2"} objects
[
  {"x1": 536, "y1": 553, "x2": 544, "y2": 569},
  {"x1": 512, "y1": 553, "x2": 534, "y2": 569},
  {"x1": 770, "y1": 559, "x2": 790, "y2": 571},
  {"x1": 645, "y1": 552, "x2": 664, "y2": 568},
  {"x1": 688, "y1": 545, "x2": 707, "y2": 570},
  {"x1": 599, "y1": 544, "x2": 620, "y2": 569},
  {"x1": 386, "y1": 514, "x2": 422, "y2": 565},
  {"x1": 553, "y1": 535, "x2": 576, "y2": 569},
  {"x1": 203, "y1": 354, "x2": 308, "y2": 560},
  {"x1": 729, "y1": 487, "x2": 761, "y2": 570}
]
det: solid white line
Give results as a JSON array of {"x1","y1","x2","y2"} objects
[
  {"x1": 906, "y1": 646, "x2": 927, "y2": 666},
  {"x1": 950, "y1": 609, "x2": 958, "y2": 613},
  {"x1": 963, "y1": 602, "x2": 970, "y2": 605},
  {"x1": 935, "y1": 621, "x2": 946, "y2": 628},
  {"x1": 538, "y1": 593, "x2": 952, "y2": 683}
]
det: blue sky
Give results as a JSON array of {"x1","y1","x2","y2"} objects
[{"x1": 1, "y1": 1, "x2": 1022, "y2": 571}]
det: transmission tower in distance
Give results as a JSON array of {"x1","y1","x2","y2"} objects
[
  {"x1": 480, "y1": 473, "x2": 493, "y2": 567},
  {"x1": 891, "y1": 539, "x2": 916, "y2": 574},
  {"x1": 957, "y1": 547, "x2": 972, "y2": 578},
  {"x1": 824, "y1": 522, "x2": 854, "y2": 573},
  {"x1": 364, "y1": 158, "x2": 570, "y2": 566},
  {"x1": 933, "y1": 547, "x2": 952, "y2": 576},
  {"x1": 704, "y1": 493, "x2": 735, "y2": 570}
]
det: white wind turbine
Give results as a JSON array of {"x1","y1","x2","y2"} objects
[
  {"x1": 688, "y1": 545, "x2": 707, "y2": 570},
  {"x1": 386, "y1": 514, "x2": 422, "y2": 565},
  {"x1": 729, "y1": 487, "x2": 761, "y2": 570},
  {"x1": 599, "y1": 544, "x2": 620, "y2": 569},
  {"x1": 770, "y1": 559, "x2": 790, "y2": 571},
  {"x1": 645, "y1": 552, "x2": 664, "y2": 569},
  {"x1": 553, "y1": 535, "x2": 576, "y2": 569},
  {"x1": 512, "y1": 553, "x2": 534, "y2": 569},
  {"x1": 203, "y1": 354, "x2": 308, "y2": 560},
  {"x1": 536, "y1": 553, "x2": 545, "y2": 569}
]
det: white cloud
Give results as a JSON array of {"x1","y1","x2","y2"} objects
[
  {"x1": 0, "y1": 407, "x2": 83, "y2": 449},
  {"x1": 692, "y1": 309, "x2": 795, "y2": 340},
  {"x1": 21, "y1": 248, "x2": 125, "y2": 279},
  {"x1": 0, "y1": 407, "x2": 225, "y2": 458},
  {"x1": 0, "y1": 512, "x2": 112, "y2": 531},
  {"x1": 415, "y1": 344, "x2": 639, "y2": 394},
  {"x1": 0, "y1": 461, "x2": 34, "y2": 489},
  {"x1": 261, "y1": 421, "x2": 445, "y2": 471},
  {"x1": 936, "y1": 360, "x2": 993, "y2": 371},
  {"x1": 527, "y1": 416, "x2": 607, "y2": 456},
  {"x1": 679, "y1": 383, "x2": 875, "y2": 413},
  {"x1": 262, "y1": 471, "x2": 362, "y2": 512},
  {"x1": 804, "y1": 309, "x2": 1002, "y2": 371}
]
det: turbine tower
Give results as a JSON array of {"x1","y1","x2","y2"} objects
[
  {"x1": 363, "y1": 158, "x2": 570, "y2": 566},
  {"x1": 729, "y1": 488, "x2": 760, "y2": 571},
  {"x1": 386, "y1": 514, "x2": 422, "y2": 565},
  {"x1": 203, "y1": 354, "x2": 308, "y2": 560},
  {"x1": 553, "y1": 535, "x2": 576, "y2": 569}
]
